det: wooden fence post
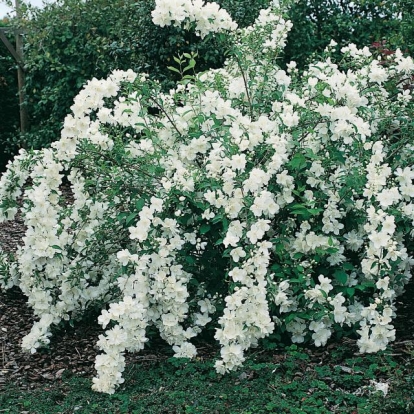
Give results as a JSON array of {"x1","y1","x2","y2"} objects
[
  {"x1": 15, "y1": 0, "x2": 29, "y2": 137},
  {"x1": 0, "y1": 0, "x2": 29, "y2": 140}
]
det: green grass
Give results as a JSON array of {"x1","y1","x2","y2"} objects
[{"x1": 1, "y1": 343, "x2": 413, "y2": 414}]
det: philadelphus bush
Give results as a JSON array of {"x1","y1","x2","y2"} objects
[{"x1": 0, "y1": 0, "x2": 414, "y2": 394}]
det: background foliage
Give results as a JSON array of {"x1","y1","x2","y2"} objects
[
  {"x1": 1, "y1": 0, "x2": 414, "y2": 159},
  {"x1": 6, "y1": 0, "x2": 272, "y2": 152},
  {"x1": 0, "y1": 19, "x2": 19, "y2": 172},
  {"x1": 284, "y1": 0, "x2": 414, "y2": 67}
]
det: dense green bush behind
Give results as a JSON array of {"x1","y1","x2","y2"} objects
[
  {"x1": 285, "y1": 0, "x2": 414, "y2": 68},
  {"x1": 9, "y1": 0, "x2": 272, "y2": 151},
  {"x1": 2, "y1": 0, "x2": 414, "y2": 152},
  {"x1": 0, "y1": 19, "x2": 19, "y2": 172}
]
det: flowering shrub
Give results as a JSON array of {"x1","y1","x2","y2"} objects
[{"x1": 0, "y1": 0, "x2": 414, "y2": 394}]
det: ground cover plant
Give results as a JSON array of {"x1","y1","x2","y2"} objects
[
  {"x1": 0, "y1": 339, "x2": 413, "y2": 413},
  {"x1": 0, "y1": 0, "x2": 413, "y2": 396}
]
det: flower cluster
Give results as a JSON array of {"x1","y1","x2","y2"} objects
[
  {"x1": 151, "y1": 0, "x2": 237, "y2": 38},
  {"x1": 0, "y1": 0, "x2": 413, "y2": 394}
]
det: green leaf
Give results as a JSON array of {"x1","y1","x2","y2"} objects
[
  {"x1": 343, "y1": 262, "x2": 354, "y2": 271},
  {"x1": 271, "y1": 263, "x2": 282, "y2": 272},
  {"x1": 222, "y1": 248, "x2": 232, "y2": 258},
  {"x1": 334, "y1": 270, "x2": 348, "y2": 285},
  {"x1": 355, "y1": 282, "x2": 375, "y2": 291},
  {"x1": 51, "y1": 245, "x2": 62, "y2": 250},
  {"x1": 117, "y1": 212, "x2": 127, "y2": 223},
  {"x1": 289, "y1": 204, "x2": 322, "y2": 219},
  {"x1": 329, "y1": 149, "x2": 346, "y2": 164},
  {"x1": 284, "y1": 313, "x2": 298, "y2": 324},
  {"x1": 135, "y1": 198, "x2": 146, "y2": 212},
  {"x1": 167, "y1": 66, "x2": 181, "y2": 74},
  {"x1": 307, "y1": 208, "x2": 323, "y2": 215},
  {"x1": 185, "y1": 256, "x2": 196, "y2": 265},
  {"x1": 346, "y1": 287, "x2": 355, "y2": 298},
  {"x1": 200, "y1": 223, "x2": 211, "y2": 235},
  {"x1": 126, "y1": 212, "x2": 138, "y2": 226},
  {"x1": 211, "y1": 214, "x2": 223, "y2": 224},
  {"x1": 289, "y1": 204, "x2": 307, "y2": 214},
  {"x1": 183, "y1": 59, "x2": 196, "y2": 72},
  {"x1": 288, "y1": 152, "x2": 307, "y2": 170}
]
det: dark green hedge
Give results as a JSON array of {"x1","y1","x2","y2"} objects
[
  {"x1": 1, "y1": 0, "x2": 413, "y2": 155},
  {"x1": 0, "y1": 20, "x2": 19, "y2": 172},
  {"x1": 7, "y1": 0, "x2": 274, "y2": 151},
  {"x1": 284, "y1": 0, "x2": 414, "y2": 68}
]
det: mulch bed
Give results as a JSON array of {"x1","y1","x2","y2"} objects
[
  {"x1": 0, "y1": 186, "x2": 413, "y2": 391},
  {"x1": 0, "y1": 286, "x2": 180, "y2": 391},
  {"x1": 1, "y1": 282, "x2": 413, "y2": 391}
]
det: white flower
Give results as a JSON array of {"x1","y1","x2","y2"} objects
[
  {"x1": 312, "y1": 328, "x2": 331, "y2": 347},
  {"x1": 376, "y1": 187, "x2": 401, "y2": 208},
  {"x1": 344, "y1": 230, "x2": 364, "y2": 251},
  {"x1": 173, "y1": 342, "x2": 197, "y2": 358},
  {"x1": 370, "y1": 380, "x2": 389, "y2": 396},
  {"x1": 223, "y1": 220, "x2": 246, "y2": 247},
  {"x1": 368, "y1": 231, "x2": 389, "y2": 250},
  {"x1": 368, "y1": 62, "x2": 388, "y2": 83},
  {"x1": 129, "y1": 218, "x2": 151, "y2": 241},
  {"x1": 246, "y1": 220, "x2": 270, "y2": 244},
  {"x1": 117, "y1": 249, "x2": 131, "y2": 266},
  {"x1": 305, "y1": 288, "x2": 326, "y2": 304},
  {"x1": 286, "y1": 318, "x2": 306, "y2": 343},
  {"x1": 229, "y1": 267, "x2": 249, "y2": 284},
  {"x1": 230, "y1": 247, "x2": 247, "y2": 262},
  {"x1": 161, "y1": 313, "x2": 179, "y2": 327},
  {"x1": 316, "y1": 275, "x2": 333, "y2": 293},
  {"x1": 194, "y1": 312, "x2": 212, "y2": 326},
  {"x1": 230, "y1": 154, "x2": 247, "y2": 172},
  {"x1": 105, "y1": 325, "x2": 128, "y2": 346},
  {"x1": 98, "y1": 309, "x2": 112, "y2": 329},
  {"x1": 395, "y1": 55, "x2": 414, "y2": 73}
]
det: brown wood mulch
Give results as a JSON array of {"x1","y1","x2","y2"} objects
[{"x1": 0, "y1": 191, "x2": 413, "y2": 391}]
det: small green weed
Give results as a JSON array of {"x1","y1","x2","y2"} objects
[{"x1": 0, "y1": 342, "x2": 412, "y2": 413}]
